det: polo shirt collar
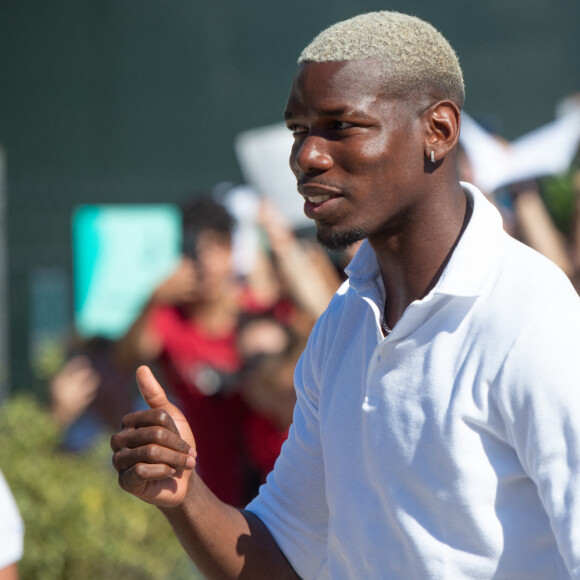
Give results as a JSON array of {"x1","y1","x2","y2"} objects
[{"x1": 345, "y1": 182, "x2": 504, "y2": 298}]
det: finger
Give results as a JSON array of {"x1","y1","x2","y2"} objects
[
  {"x1": 112, "y1": 423, "x2": 191, "y2": 454},
  {"x1": 113, "y1": 442, "x2": 195, "y2": 472},
  {"x1": 119, "y1": 408, "x2": 180, "y2": 436},
  {"x1": 136, "y1": 365, "x2": 171, "y2": 410},
  {"x1": 133, "y1": 365, "x2": 196, "y2": 451},
  {"x1": 118, "y1": 463, "x2": 180, "y2": 493}
]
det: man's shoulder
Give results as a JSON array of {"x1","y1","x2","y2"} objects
[
  {"x1": 303, "y1": 276, "x2": 371, "y2": 357},
  {"x1": 321, "y1": 276, "x2": 368, "y2": 322},
  {"x1": 480, "y1": 232, "x2": 580, "y2": 341}
]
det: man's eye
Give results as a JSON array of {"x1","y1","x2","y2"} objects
[
  {"x1": 287, "y1": 124, "x2": 307, "y2": 135},
  {"x1": 333, "y1": 121, "x2": 353, "y2": 131}
]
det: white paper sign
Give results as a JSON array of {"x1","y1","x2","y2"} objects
[
  {"x1": 235, "y1": 123, "x2": 312, "y2": 229},
  {"x1": 460, "y1": 106, "x2": 580, "y2": 193}
]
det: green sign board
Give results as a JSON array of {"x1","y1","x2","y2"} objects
[{"x1": 72, "y1": 204, "x2": 181, "y2": 339}]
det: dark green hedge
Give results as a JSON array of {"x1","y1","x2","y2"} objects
[{"x1": 0, "y1": 395, "x2": 200, "y2": 579}]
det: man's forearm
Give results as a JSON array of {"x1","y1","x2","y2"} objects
[{"x1": 160, "y1": 473, "x2": 299, "y2": 580}]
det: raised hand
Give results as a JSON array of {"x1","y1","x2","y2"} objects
[
  {"x1": 151, "y1": 258, "x2": 199, "y2": 306},
  {"x1": 50, "y1": 355, "x2": 100, "y2": 428},
  {"x1": 111, "y1": 366, "x2": 197, "y2": 507}
]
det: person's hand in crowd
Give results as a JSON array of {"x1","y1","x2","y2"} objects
[
  {"x1": 114, "y1": 258, "x2": 199, "y2": 368},
  {"x1": 258, "y1": 200, "x2": 341, "y2": 321},
  {"x1": 111, "y1": 365, "x2": 197, "y2": 508},
  {"x1": 151, "y1": 258, "x2": 198, "y2": 306},
  {"x1": 258, "y1": 199, "x2": 295, "y2": 251},
  {"x1": 50, "y1": 355, "x2": 100, "y2": 428}
]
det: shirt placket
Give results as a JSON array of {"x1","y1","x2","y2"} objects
[{"x1": 359, "y1": 281, "x2": 391, "y2": 411}]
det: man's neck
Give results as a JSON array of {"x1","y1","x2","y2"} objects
[{"x1": 373, "y1": 184, "x2": 470, "y2": 329}]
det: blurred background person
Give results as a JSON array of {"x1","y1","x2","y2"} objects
[
  {"x1": 257, "y1": 199, "x2": 343, "y2": 331},
  {"x1": 235, "y1": 313, "x2": 305, "y2": 496},
  {"x1": 115, "y1": 195, "x2": 251, "y2": 505},
  {"x1": 223, "y1": 185, "x2": 348, "y2": 339},
  {"x1": 49, "y1": 335, "x2": 136, "y2": 452}
]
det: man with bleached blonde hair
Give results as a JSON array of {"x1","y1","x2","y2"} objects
[
  {"x1": 112, "y1": 11, "x2": 580, "y2": 579},
  {"x1": 298, "y1": 11, "x2": 465, "y2": 109}
]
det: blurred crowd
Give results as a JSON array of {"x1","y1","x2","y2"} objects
[
  {"x1": 3, "y1": 93, "x2": 580, "y2": 577},
  {"x1": 49, "y1": 192, "x2": 354, "y2": 507}
]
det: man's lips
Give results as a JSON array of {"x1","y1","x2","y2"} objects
[
  {"x1": 298, "y1": 182, "x2": 343, "y2": 205},
  {"x1": 297, "y1": 182, "x2": 345, "y2": 221}
]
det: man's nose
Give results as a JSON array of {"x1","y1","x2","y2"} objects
[{"x1": 292, "y1": 135, "x2": 333, "y2": 175}]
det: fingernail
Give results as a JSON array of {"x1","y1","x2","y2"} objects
[
  {"x1": 185, "y1": 456, "x2": 196, "y2": 469},
  {"x1": 188, "y1": 447, "x2": 197, "y2": 458}
]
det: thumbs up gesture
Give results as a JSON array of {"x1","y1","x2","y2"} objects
[{"x1": 111, "y1": 366, "x2": 197, "y2": 507}]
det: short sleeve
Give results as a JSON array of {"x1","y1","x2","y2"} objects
[
  {"x1": 495, "y1": 297, "x2": 580, "y2": 578},
  {"x1": 247, "y1": 318, "x2": 330, "y2": 580}
]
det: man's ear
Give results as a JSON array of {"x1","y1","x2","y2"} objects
[{"x1": 424, "y1": 100, "x2": 461, "y2": 164}]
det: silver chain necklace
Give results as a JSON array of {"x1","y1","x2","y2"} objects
[
  {"x1": 381, "y1": 302, "x2": 392, "y2": 336},
  {"x1": 381, "y1": 318, "x2": 391, "y2": 336}
]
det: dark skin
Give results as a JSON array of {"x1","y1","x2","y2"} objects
[
  {"x1": 111, "y1": 58, "x2": 467, "y2": 579},
  {"x1": 286, "y1": 60, "x2": 467, "y2": 328}
]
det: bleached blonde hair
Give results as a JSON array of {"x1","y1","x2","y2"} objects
[{"x1": 298, "y1": 11, "x2": 465, "y2": 108}]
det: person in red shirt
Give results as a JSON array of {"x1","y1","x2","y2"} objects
[{"x1": 116, "y1": 196, "x2": 251, "y2": 505}]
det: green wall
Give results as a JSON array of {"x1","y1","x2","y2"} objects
[{"x1": 1, "y1": 0, "x2": 579, "y2": 390}]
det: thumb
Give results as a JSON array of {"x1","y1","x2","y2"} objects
[
  {"x1": 136, "y1": 365, "x2": 171, "y2": 410},
  {"x1": 135, "y1": 365, "x2": 195, "y2": 449}
]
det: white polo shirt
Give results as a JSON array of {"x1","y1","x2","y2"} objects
[
  {"x1": 247, "y1": 183, "x2": 580, "y2": 579},
  {"x1": 0, "y1": 469, "x2": 24, "y2": 570}
]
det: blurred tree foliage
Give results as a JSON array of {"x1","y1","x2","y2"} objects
[
  {"x1": 541, "y1": 167, "x2": 578, "y2": 237},
  {"x1": 0, "y1": 395, "x2": 200, "y2": 580}
]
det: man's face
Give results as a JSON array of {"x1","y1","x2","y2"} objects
[{"x1": 284, "y1": 59, "x2": 429, "y2": 251}]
